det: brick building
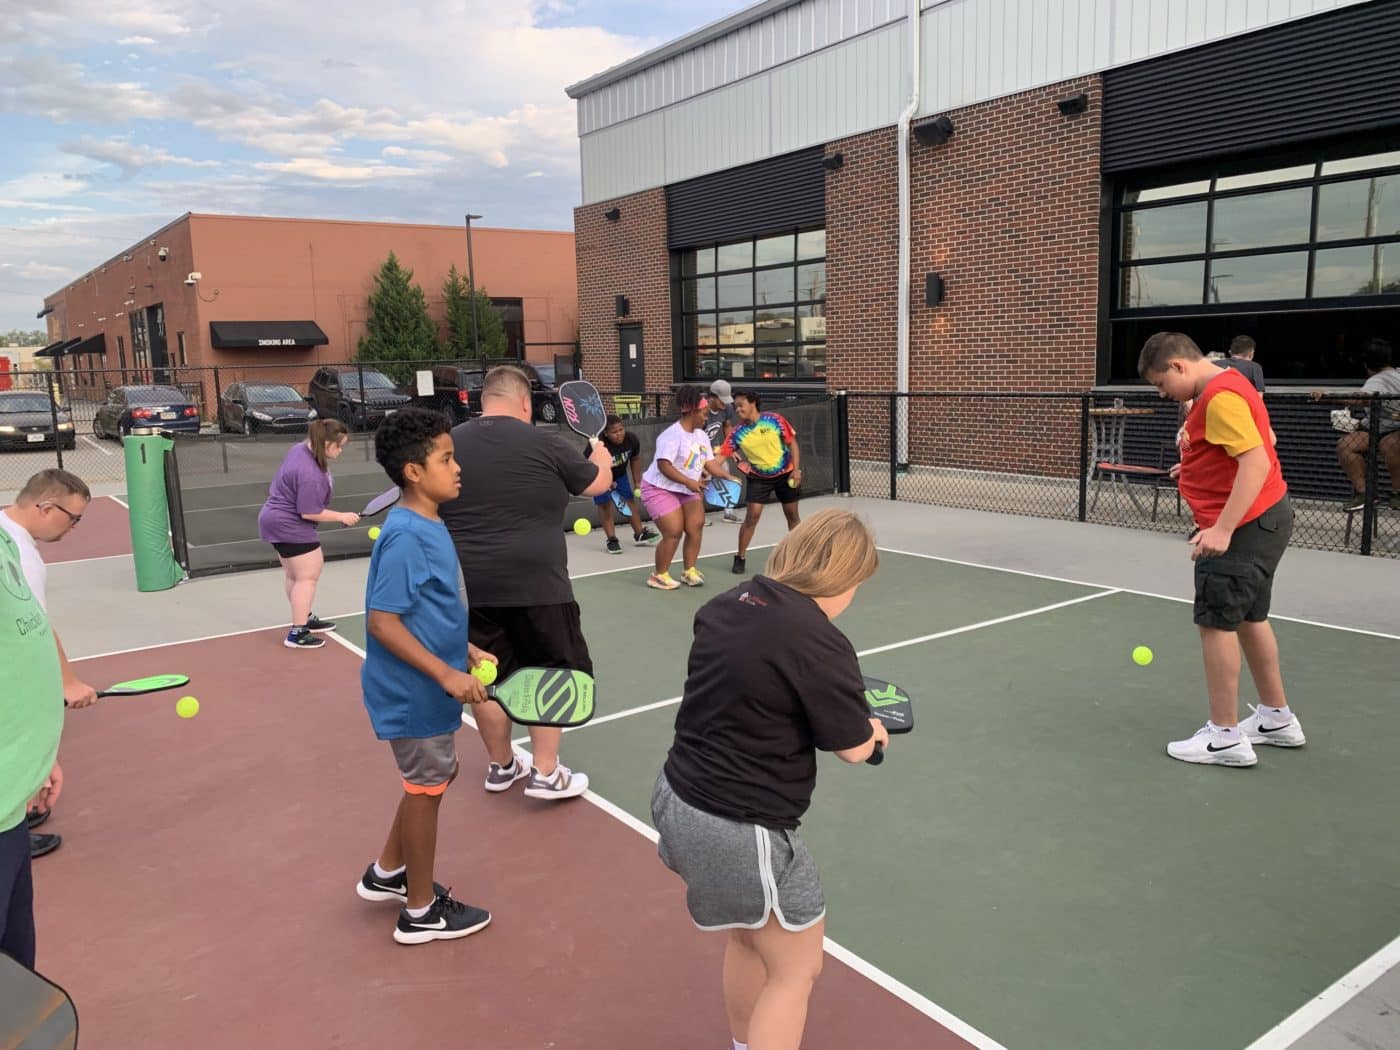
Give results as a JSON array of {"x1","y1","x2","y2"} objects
[
  {"x1": 37, "y1": 214, "x2": 577, "y2": 397},
  {"x1": 567, "y1": 0, "x2": 1400, "y2": 469}
]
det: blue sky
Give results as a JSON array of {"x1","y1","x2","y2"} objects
[{"x1": 0, "y1": 0, "x2": 746, "y2": 332}]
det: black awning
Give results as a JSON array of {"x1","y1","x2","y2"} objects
[
  {"x1": 35, "y1": 337, "x2": 79, "y2": 359},
  {"x1": 68, "y1": 333, "x2": 106, "y2": 356},
  {"x1": 209, "y1": 320, "x2": 329, "y2": 349}
]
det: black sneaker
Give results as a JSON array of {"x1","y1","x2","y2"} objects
[
  {"x1": 393, "y1": 891, "x2": 491, "y2": 945},
  {"x1": 633, "y1": 527, "x2": 660, "y2": 546},
  {"x1": 284, "y1": 628, "x2": 325, "y2": 650},
  {"x1": 606, "y1": 537, "x2": 622, "y2": 554},
  {"x1": 731, "y1": 555, "x2": 746, "y2": 575},
  {"x1": 1341, "y1": 495, "x2": 1366, "y2": 513},
  {"x1": 356, "y1": 864, "x2": 448, "y2": 904},
  {"x1": 30, "y1": 833, "x2": 62, "y2": 859},
  {"x1": 304, "y1": 613, "x2": 337, "y2": 634},
  {"x1": 26, "y1": 807, "x2": 49, "y2": 830}
]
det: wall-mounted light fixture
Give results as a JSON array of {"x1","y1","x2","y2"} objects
[
  {"x1": 821, "y1": 152, "x2": 844, "y2": 171},
  {"x1": 925, "y1": 273, "x2": 946, "y2": 308},
  {"x1": 913, "y1": 115, "x2": 955, "y2": 146},
  {"x1": 615, "y1": 295, "x2": 630, "y2": 318},
  {"x1": 604, "y1": 207, "x2": 621, "y2": 222},
  {"x1": 1057, "y1": 92, "x2": 1089, "y2": 116}
]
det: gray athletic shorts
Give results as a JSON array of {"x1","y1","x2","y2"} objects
[
  {"x1": 389, "y1": 734, "x2": 458, "y2": 796},
  {"x1": 650, "y1": 771, "x2": 825, "y2": 932}
]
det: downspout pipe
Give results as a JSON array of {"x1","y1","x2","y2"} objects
[{"x1": 894, "y1": 0, "x2": 921, "y2": 465}]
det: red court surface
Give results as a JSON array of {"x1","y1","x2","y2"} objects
[
  {"x1": 41, "y1": 496, "x2": 132, "y2": 563},
  {"x1": 34, "y1": 632, "x2": 975, "y2": 1049}
]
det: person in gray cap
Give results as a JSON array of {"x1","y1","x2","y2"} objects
[{"x1": 706, "y1": 381, "x2": 741, "y2": 524}]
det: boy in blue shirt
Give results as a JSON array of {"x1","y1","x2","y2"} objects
[{"x1": 356, "y1": 408, "x2": 496, "y2": 944}]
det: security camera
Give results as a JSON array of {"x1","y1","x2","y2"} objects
[
  {"x1": 185, "y1": 272, "x2": 202, "y2": 286},
  {"x1": 184, "y1": 277, "x2": 197, "y2": 287},
  {"x1": 158, "y1": 247, "x2": 169, "y2": 260}
]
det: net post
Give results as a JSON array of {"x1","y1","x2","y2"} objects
[
  {"x1": 834, "y1": 390, "x2": 850, "y2": 496},
  {"x1": 47, "y1": 369, "x2": 64, "y2": 470},
  {"x1": 888, "y1": 393, "x2": 898, "y2": 501},
  {"x1": 1077, "y1": 393, "x2": 1090, "y2": 522}
]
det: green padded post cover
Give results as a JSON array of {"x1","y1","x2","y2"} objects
[{"x1": 123, "y1": 431, "x2": 185, "y2": 592}]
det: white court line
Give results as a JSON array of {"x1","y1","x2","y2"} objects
[
  {"x1": 878, "y1": 546, "x2": 1400, "y2": 642},
  {"x1": 1242, "y1": 933, "x2": 1400, "y2": 1049},
  {"x1": 510, "y1": 588, "x2": 1120, "y2": 748},
  {"x1": 106, "y1": 493, "x2": 129, "y2": 509},
  {"x1": 568, "y1": 541, "x2": 776, "y2": 582},
  {"x1": 80, "y1": 434, "x2": 113, "y2": 456},
  {"x1": 72, "y1": 610, "x2": 360, "y2": 662}
]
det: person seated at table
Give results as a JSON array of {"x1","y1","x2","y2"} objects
[{"x1": 1312, "y1": 338, "x2": 1400, "y2": 512}]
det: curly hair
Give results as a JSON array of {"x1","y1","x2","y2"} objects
[{"x1": 374, "y1": 407, "x2": 451, "y2": 487}]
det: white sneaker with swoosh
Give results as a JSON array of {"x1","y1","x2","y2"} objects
[
  {"x1": 1166, "y1": 723, "x2": 1258, "y2": 767},
  {"x1": 1239, "y1": 706, "x2": 1306, "y2": 747}
]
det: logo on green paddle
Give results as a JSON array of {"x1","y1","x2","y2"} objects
[{"x1": 864, "y1": 684, "x2": 908, "y2": 708}]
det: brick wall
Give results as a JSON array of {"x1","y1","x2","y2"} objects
[
  {"x1": 828, "y1": 76, "x2": 1102, "y2": 473},
  {"x1": 575, "y1": 189, "x2": 671, "y2": 394}
]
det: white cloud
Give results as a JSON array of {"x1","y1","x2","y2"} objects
[
  {"x1": 253, "y1": 157, "x2": 425, "y2": 182},
  {"x1": 117, "y1": 35, "x2": 157, "y2": 45},
  {"x1": 61, "y1": 137, "x2": 220, "y2": 176}
]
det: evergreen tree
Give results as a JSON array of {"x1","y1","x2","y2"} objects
[
  {"x1": 442, "y1": 264, "x2": 508, "y2": 361},
  {"x1": 357, "y1": 252, "x2": 437, "y2": 381}
]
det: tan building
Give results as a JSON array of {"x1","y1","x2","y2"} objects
[{"x1": 38, "y1": 213, "x2": 577, "y2": 403}]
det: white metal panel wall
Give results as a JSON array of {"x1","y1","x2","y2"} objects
[
  {"x1": 917, "y1": 0, "x2": 1370, "y2": 117},
  {"x1": 578, "y1": 0, "x2": 910, "y2": 135},
  {"x1": 770, "y1": 20, "x2": 908, "y2": 155},
  {"x1": 662, "y1": 76, "x2": 773, "y2": 184},
  {"x1": 580, "y1": 111, "x2": 667, "y2": 206}
]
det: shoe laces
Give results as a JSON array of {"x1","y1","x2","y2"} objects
[{"x1": 432, "y1": 888, "x2": 468, "y2": 915}]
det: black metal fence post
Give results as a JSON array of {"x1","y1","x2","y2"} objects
[
  {"x1": 888, "y1": 393, "x2": 898, "y2": 501},
  {"x1": 834, "y1": 390, "x2": 850, "y2": 495},
  {"x1": 47, "y1": 369, "x2": 64, "y2": 470},
  {"x1": 1077, "y1": 393, "x2": 1090, "y2": 522},
  {"x1": 1360, "y1": 394, "x2": 1381, "y2": 556}
]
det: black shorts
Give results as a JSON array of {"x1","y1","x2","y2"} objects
[
  {"x1": 1192, "y1": 497, "x2": 1293, "y2": 631},
  {"x1": 744, "y1": 472, "x2": 800, "y2": 506},
  {"x1": 0, "y1": 820, "x2": 35, "y2": 970},
  {"x1": 468, "y1": 602, "x2": 593, "y2": 679},
  {"x1": 271, "y1": 540, "x2": 320, "y2": 559}
]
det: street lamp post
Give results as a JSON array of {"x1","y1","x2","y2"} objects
[{"x1": 464, "y1": 213, "x2": 482, "y2": 359}]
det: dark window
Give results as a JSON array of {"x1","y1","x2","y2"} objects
[
  {"x1": 1109, "y1": 139, "x2": 1400, "y2": 380},
  {"x1": 489, "y1": 297, "x2": 524, "y2": 358},
  {"x1": 674, "y1": 228, "x2": 826, "y2": 382}
]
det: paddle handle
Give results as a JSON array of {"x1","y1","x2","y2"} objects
[{"x1": 866, "y1": 742, "x2": 885, "y2": 766}]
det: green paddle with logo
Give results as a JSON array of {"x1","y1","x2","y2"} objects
[
  {"x1": 863, "y1": 675, "x2": 913, "y2": 766},
  {"x1": 67, "y1": 673, "x2": 191, "y2": 707},
  {"x1": 456, "y1": 667, "x2": 595, "y2": 728}
]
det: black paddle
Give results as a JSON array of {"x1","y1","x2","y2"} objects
[
  {"x1": 558, "y1": 380, "x2": 608, "y2": 451},
  {"x1": 863, "y1": 674, "x2": 913, "y2": 766}
]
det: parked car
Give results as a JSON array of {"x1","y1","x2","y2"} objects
[
  {"x1": 218, "y1": 382, "x2": 317, "y2": 435},
  {"x1": 307, "y1": 367, "x2": 411, "y2": 430},
  {"x1": 92, "y1": 385, "x2": 201, "y2": 441},
  {"x1": 0, "y1": 391, "x2": 77, "y2": 451},
  {"x1": 523, "y1": 363, "x2": 563, "y2": 423},
  {"x1": 404, "y1": 366, "x2": 486, "y2": 424}
]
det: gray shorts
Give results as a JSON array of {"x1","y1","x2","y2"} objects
[
  {"x1": 389, "y1": 734, "x2": 458, "y2": 795},
  {"x1": 650, "y1": 771, "x2": 825, "y2": 932}
]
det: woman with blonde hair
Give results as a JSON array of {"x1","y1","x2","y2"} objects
[
  {"x1": 257, "y1": 418, "x2": 359, "y2": 649},
  {"x1": 650, "y1": 509, "x2": 885, "y2": 1050}
]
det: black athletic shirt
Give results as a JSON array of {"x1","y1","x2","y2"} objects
[
  {"x1": 441, "y1": 415, "x2": 599, "y2": 607},
  {"x1": 602, "y1": 430, "x2": 641, "y2": 480},
  {"x1": 663, "y1": 576, "x2": 874, "y2": 831}
]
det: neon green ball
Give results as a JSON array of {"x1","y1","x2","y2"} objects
[
  {"x1": 368, "y1": 526, "x2": 381, "y2": 540},
  {"x1": 471, "y1": 662, "x2": 498, "y2": 686},
  {"x1": 573, "y1": 518, "x2": 592, "y2": 536},
  {"x1": 176, "y1": 696, "x2": 200, "y2": 718},
  {"x1": 1132, "y1": 646, "x2": 1154, "y2": 667}
]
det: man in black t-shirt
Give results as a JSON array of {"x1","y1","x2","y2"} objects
[
  {"x1": 1223, "y1": 335, "x2": 1266, "y2": 393},
  {"x1": 440, "y1": 366, "x2": 613, "y2": 801},
  {"x1": 593, "y1": 415, "x2": 659, "y2": 554}
]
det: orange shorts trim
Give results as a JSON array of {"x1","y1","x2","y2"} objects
[{"x1": 402, "y1": 778, "x2": 450, "y2": 797}]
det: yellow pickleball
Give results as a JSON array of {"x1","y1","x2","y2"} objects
[
  {"x1": 1132, "y1": 646, "x2": 1154, "y2": 667},
  {"x1": 573, "y1": 518, "x2": 591, "y2": 536},
  {"x1": 368, "y1": 526, "x2": 381, "y2": 540},
  {"x1": 176, "y1": 696, "x2": 200, "y2": 718},
  {"x1": 471, "y1": 662, "x2": 498, "y2": 686}
]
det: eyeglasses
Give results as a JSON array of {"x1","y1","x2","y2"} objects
[{"x1": 41, "y1": 501, "x2": 82, "y2": 526}]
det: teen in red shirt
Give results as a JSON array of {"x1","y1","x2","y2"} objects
[{"x1": 1139, "y1": 332, "x2": 1304, "y2": 768}]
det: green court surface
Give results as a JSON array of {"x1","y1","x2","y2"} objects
[{"x1": 334, "y1": 550, "x2": 1400, "y2": 1050}]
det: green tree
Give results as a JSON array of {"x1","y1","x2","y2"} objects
[
  {"x1": 357, "y1": 252, "x2": 437, "y2": 382},
  {"x1": 442, "y1": 264, "x2": 507, "y2": 361},
  {"x1": 1, "y1": 329, "x2": 47, "y2": 347}
]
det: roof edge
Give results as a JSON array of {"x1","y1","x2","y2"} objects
[{"x1": 565, "y1": 0, "x2": 806, "y2": 99}]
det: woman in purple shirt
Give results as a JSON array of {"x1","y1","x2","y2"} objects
[{"x1": 257, "y1": 419, "x2": 358, "y2": 649}]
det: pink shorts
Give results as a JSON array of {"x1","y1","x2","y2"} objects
[{"x1": 641, "y1": 480, "x2": 701, "y2": 518}]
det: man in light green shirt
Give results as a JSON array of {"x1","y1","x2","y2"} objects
[{"x1": 0, "y1": 526, "x2": 63, "y2": 970}]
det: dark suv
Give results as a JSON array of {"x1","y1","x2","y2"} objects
[
  {"x1": 524, "y1": 363, "x2": 563, "y2": 423},
  {"x1": 308, "y1": 367, "x2": 411, "y2": 430},
  {"x1": 406, "y1": 366, "x2": 486, "y2": 423}
]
